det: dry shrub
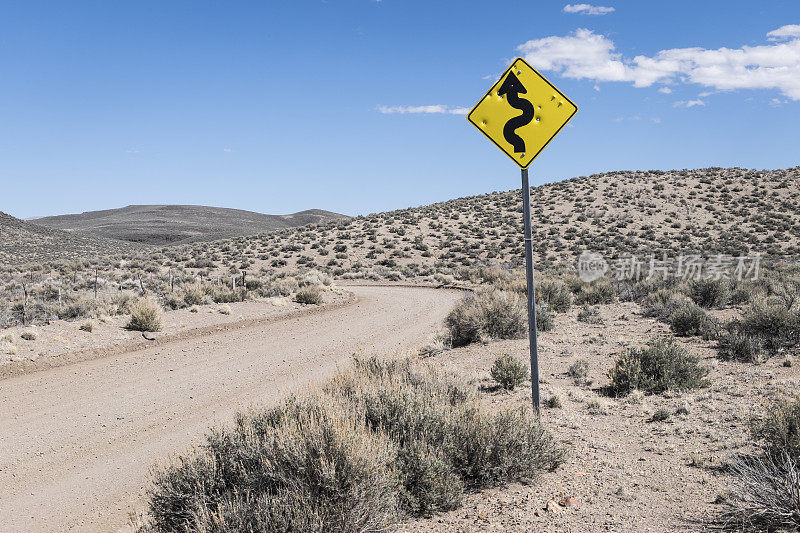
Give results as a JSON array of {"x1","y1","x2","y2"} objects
[
  {"x1": 719, "y1": 397, "x2": 800, "y2": 531},
  {"x1": 575, "y1": 280, "x2": 615, "y2": 305},
  {"x1": 607, "y1": 336, "x2": 708, "y2": 396},
  {"x1": 535, "y1": 279, "x2": 572, "y2": 313},
  {"x1": 536, "y1": 302, "x2": 554, "y2": 332},
  {"x1": 141, "y1": 399, "x2": 398, "y2": 533},
  {"x1": 719, "y1": 453, "x2": 800, "y2": 532},
  {"x1": 126, "y1": 298, "x2": 163, "y2": 332},
  {"x1": 669, "y1": 301, "x2": 718, "y2": 338},
  {"x1": 738, "y1": 299, "x2": 800, "y2": 353},
  {"x1": 718, "y1": 327, "x2": 765, "y2": 363},
  {"x1": 642, "y1": 289, "x2": 684, "y2": 319},
  {"x1": 754, "y1": 396, "x2": 800, "y2": 462},
  {"x1": 329, "y1": 357, "x2": 563, "y2": 509},
  {"x1": 111, "y1": 291, "x2": 139, "y2": 316},
  {"x1": 266, "y1": 277, "x2": 300, "y2": 297},
  {"x1": 139, "y1": 357, "x2": 564, "y2": 531},
  {"x1": 58, "y1": 297, "x2": 95, "y2": 320},
  {"x1": 181, "y1": 285, "x2": 204, "y2": 306},
  {"x1": 445, "y1": 289, "x2": 526, "y2": 347},
  {"x1": 295, "y1": 287, "x2": 323, "y2": 305},
  {"x1": 490, "y1": 354, "x2": 528, "y2": 390},
  {"x1": 568, "y1": 359, "x2": 591, "y2": 387},
  {"x1": 688, "y1": 278, "x2": 730, "y2": 309}
]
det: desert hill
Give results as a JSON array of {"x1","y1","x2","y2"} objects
[
  {"x1": 0, "y1": 212, "x2": 140, "y2": 267},
  {"x1": 169, "y1": 166, "x2": 800, "y2": 279},
  {"x1": 2, "y1": 167, "x2": 798, "y2": 276},
  {"x1": 34, "y1": 205, "x2": 349, "y2": 246}
]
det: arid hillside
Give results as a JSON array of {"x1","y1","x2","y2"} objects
[
  {"x1": 169, "y1": 166, "x2": 799, "y2": 280},
  {"x1": 0, "y1": 212, "x2": 140, "y2": 267},
  {"x1": 1, "y1": 167, "x2": 797, "y2": 329},
  {"x1": 34, "y1": 205, "x2": 349, "y2": 246}
]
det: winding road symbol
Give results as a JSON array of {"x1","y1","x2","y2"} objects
[
  {"x1": 467, "y1": 57, "x2": 577, "y2": 168},
  {"x1": 498, "y1": 71, "x2": 535, "y2": 153}
]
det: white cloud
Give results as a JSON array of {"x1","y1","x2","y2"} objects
[
  {"x1": 517, "y1": 26, "x2": 800, "y2": 100},
  {"x1": 767, "y1": 24, "x2": 800, "y2": 41},
  {"x1": 563, "y1": 4, "x2": 615, "y2": 15},
  {"x1": 377, "y1": 105, "x2": 469, "y2": 115},
  {"x1": 658, "y1": 87, "x2": 672, "y2": 94},
  {"x1": 673, "y1": 99, "x2": 706, "y2": 108}
]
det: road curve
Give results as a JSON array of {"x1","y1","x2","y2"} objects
[{"x1": 0, "y1": 285, "x2": 461, "y2": 532}]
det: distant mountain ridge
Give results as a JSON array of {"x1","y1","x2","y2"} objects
[{"x1": 34, "y1": 205, "x2": 349, "y2": 245}]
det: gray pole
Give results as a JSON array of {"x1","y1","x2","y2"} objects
[{"x1": 521, "y1": 168, "x2": 540, "y2": 414}]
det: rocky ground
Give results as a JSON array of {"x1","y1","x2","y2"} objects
[{"x1": 400, "y1": 301, "x2": 797, "y2": 532}]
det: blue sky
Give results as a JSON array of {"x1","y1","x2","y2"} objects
[{"x1": 1, "y1": 1, "x2": 798, "y2": 219}]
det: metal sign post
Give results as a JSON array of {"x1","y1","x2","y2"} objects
[
  {"x1": 521, "y1": 167, "x2": 540, "y2": 412},
  {"x1": 467, "y1": 57, "x2": 578, "y2": 414}
]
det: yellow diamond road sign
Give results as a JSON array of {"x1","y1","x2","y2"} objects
[{"x1": 468, "y1": 57, "x2": 578, "y2": 168}]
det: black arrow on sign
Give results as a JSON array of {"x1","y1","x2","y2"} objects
[{"x1": 498, "y1": 71, "x2": 535, "y2": 153}]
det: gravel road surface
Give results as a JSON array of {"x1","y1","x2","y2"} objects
[{"x1": 0, "y1": 285, "x2": 460, "y2": 532}]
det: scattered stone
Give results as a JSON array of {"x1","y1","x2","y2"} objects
[
  {"x1": 545, "y1": 500, "x2": 562, "y2": 514},
  {"x1": 559, "y1": 496, "x2": 579, "y2": 508}
]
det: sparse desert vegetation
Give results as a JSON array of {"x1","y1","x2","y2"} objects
[
  {"x1": 3, "y1": 166, "x2": 800, "y2": 531},
  {"x1": 135, "y1": 357, "x2": 563, "y2": 532},
  {"x1": 719, "y1": 396, "x2": 800, "y2": 531}
]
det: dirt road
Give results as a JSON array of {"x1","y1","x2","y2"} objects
[{"x1": 0, "y1": 285, "x2": 460, "y2": 532}]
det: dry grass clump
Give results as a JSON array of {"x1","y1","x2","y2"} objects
[
  {"x1": 719, "y1": 397, "x2": 800, "y2": 531},
  {"x1": 126, "y1": 298, "x2": 163, "y2": 332},
  {"x1": 718, "y1": 328, "x2": 765, "y2": 363},
  {"x1": 688, "y1": 278, "x2": 731, "y2": 309},
  {"x1": 669, "y1": 301, "x2": 719, "y2": 339},
  {"x1": 733, "y1": 298, "x2": 800, "y2": 354},
  {"x1": 641, "y1": 289, "x2": 686, "y2": 320},
  {"x1": 180, "y1": 285, "x2": 204, "y2": 306},
  {"x1": 754, "y1": 396, "x2": 800, "y2": 461},
  {"x1": 607, "y1": 336, "x2": 709, "y2": 396},
  {"x1": 574, "y1": 279, "x2": 615, "y2": 305},
  {"x1": 535, "y1": 279, "x2": 572, "y2": 313},
  {"x1": 568, "y1": 359, "x2": 591, "y2": 387},
  {"x1": 490, "y1": 353, "x2": 529, "y2": 390},
  {"x1": 140, "y1": 399, "x2": 398, "y2": 533},
  {"x1": 137, "y1": 357, "x2": 564, "y2": 532},
  {"x1": 445, "y1": 289, "x2": 526, "y2": 347},
  {"x1": 295, "y1": 286, "x2": 323, "y2": 305}
]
